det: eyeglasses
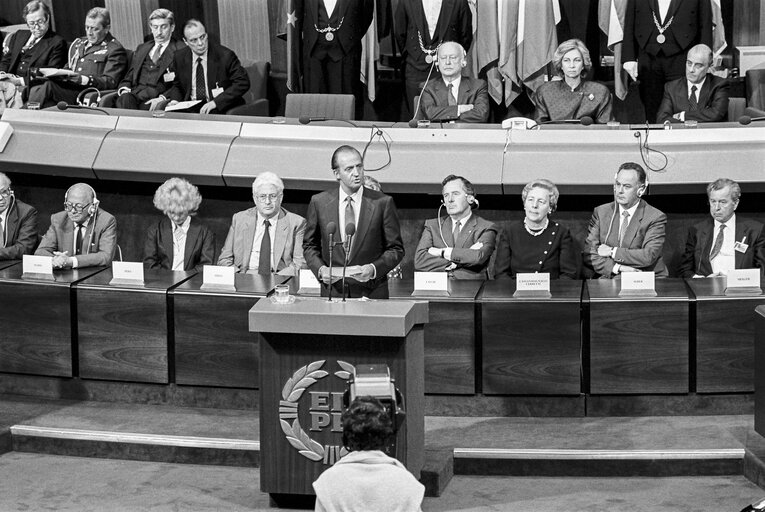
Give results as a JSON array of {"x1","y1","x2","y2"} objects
[
  {"x1": 256, "y1": 193, "x2": 281, "y2": 203},
  {"x1": 26, "y1": 19, "x2": 48, "y2": 29},
  {"x1": 185, "y1": 33, "x2": 208, "y2": 45},
  {"x1": 64, "y1": 202, "x2": 91, "y2": 213},
  {"x1": 0, "y1": 189, "x2": 11, "y2": 198}
]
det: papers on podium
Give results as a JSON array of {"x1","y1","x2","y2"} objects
[
  {"x1": 164, "y1": 100, "x2": 202, "y2": 112},
  {"x1": 297, "y1": 268, "x2": 321, "y2": 295},
  {"x1": 37, "y1": 68, "x2": 79, "y2": 79}
]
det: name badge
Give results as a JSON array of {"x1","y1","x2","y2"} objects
[
  {"x1": 734, "y1": 241, "x2": 749, "y2": 253},
  {"x1": 211, "y1": 86, "x2": 224, "y2": 98},
  {"x1": 619, "y1": 271, "x2": 657, "y2": 297},
  {"x1": 725, "y1": 268, "x2": 761, "y2": 296},
  {"x1": 110, "y1": 261, "x2": 144, "y2": 285},
  {"x1": 201, "y1": 265, "x2": 236, "y2": 291},
  {"x1": 297, "y1": 268, "x2": 321, "y2": 296},
  {"x1": 514, "y1": 272, "x2": 551, "y2": 298},
  {"x1": 22, "y1": 254, "x2": 53, "y2": 275},
  {"x1": 163, "y1": 71, "x2": 175, "y2": 82}
]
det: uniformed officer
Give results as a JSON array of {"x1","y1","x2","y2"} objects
[{"x1": 27, "y1": 7, "x2": 127, "y2": 109}]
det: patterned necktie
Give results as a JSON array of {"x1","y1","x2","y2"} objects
[
  {"x1": 452, "y1": 220, "x2": 461, "y2": 246},
  {"x1": 75, "y1": 224, "x2": 83, "y2": 255},
  {"x1": 22, "y1": 37, "x2": 36, "y2": 53},
  {"x1": 195, "y1": 57, "x2": 207, "y2": 102},
  {"x1": 258, "y1": 219, "x2": 271, "y2": 275},
  {"x1": 689, "y1": 85, "x2": 698, "y2": 111},
  {"x1": 447, "y1": 83, "x2": 457, "y2": 106},
  {"x1": 710, "y1": 224, "x2": 726, "y2": 260},
  {"x1": 0, "y1": 215, "x2": 5, "y2": 248},
  {"x1": 150, "y1": 43, "x2": 161, "y2": 64},
  {"x1": 344, "y1": 197, "x2": 355, "y2": 252},
  {"x1": 174, "y1": 225, "x2": 184, "y2": 243},
  {"x1": 618, "y1": 211, "x2": 630, "y2": 247}
]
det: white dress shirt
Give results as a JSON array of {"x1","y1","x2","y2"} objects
[
  {"x1": 248, "y1": 215, "x2": 278, "y2": 272},
  {"x1": 710, "y1": 214, "x2": 736, "y2": 275},
  {"x1": 171, "y1": 216, "x2": 191, "y2": 271},
  {"x1": 422, "y1": 0, "x2": 443, "y2": 39},
  {"x1": 191, "y1": 52, "x2": 208, "y2": 101},
  {"x1": 323, "y1": 0, "x2": 338, "y2": 17},
  {"x1": 687, "y1": 77, "x2": 706, "y2": 103},
  {"x1": 658, "y1": 0, "x2": 671, "y2": 22}
]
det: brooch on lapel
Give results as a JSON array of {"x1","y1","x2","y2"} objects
[{"x1": 587, "y1": 93, "x2": 595, "y2": 101}]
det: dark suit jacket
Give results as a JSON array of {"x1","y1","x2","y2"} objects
[
  {"x1": 0, "y1": 29, "x2": 67, "y2": 76},
  {"x1": 583, "y1": 200, "x2": 668, "y2": 278},
  {"x1": 143, "y1": 216, "x2": 215, "y2": 272},
  {"x1": 299, "y1": 0, "x2": 374, "y2": 58},
  {"x1": 414, "y1": 213, "x2": 498, "y2": 280},
  {"x1": 164, "y1": 42, "x2": 250, "y2": 113},
  {"x1": 118, "y1": 38, "x2": 185, "y2": 94},
  {"x1": 623, "y1": 0, "x2": 712, "y2": 61},
  {"x1": 394, "y1": 0, "x2": 472, "y2": 76},
  {"x1": 36, "y1": 209, "x2": 117, "y2": 267},
  {"x1": 0, "y1": 198, "x2": 38, "y2": 260},
  {"x1": 303, "y1": 187, "x2": 404, "y2": 298},
  {"x1": 419, "y1": 76, "x2": 489, "y2": 123},
  {"x1": 656, "y1": 74, "x2": 730, "y2": 123},
  {"x1": 679, "y1": 217, "x2": 765, "y2": 277}
]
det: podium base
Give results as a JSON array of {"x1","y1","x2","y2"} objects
[
  {"x1": 21, "y1": 272, "x2": 56, "y2": 281},
  {"x1": 200, "y1": 283, "x2": 237, "y2": 292},
  {"x1": 513, "y1": 289, "x2": 552, "y2": 299},
  {"x1": 618, "y1": 288, "x2": 658, "y2": 297},
  {"x1": 109, "y1": 278, "x2": 145, "y2": 287},
  {"x1": 725, "y1": 286, "x2": 763, "y2": 296},
  {"x1": 411, "y1": 289, "x2": 450, "y2": 297}
]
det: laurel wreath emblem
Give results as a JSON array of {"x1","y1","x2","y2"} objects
[{"x1": 279, "y1": 360, "x2": 355, "y2": 462}]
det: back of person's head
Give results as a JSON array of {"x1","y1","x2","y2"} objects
[{"x1": 342, "y1": 396, "x2": 394, "y2": 452}]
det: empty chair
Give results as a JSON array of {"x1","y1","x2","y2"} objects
[{"x1": 284, "y1": 93, "x2": 355, "y2": 121}]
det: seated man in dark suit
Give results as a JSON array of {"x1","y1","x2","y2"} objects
[
  {"x1": 36, "y1": 183, "x2": 117, "y2": 269},
  {"x1": 148, "y1": 19, "x2": 249, "y2": 115},
  {"x1": 415, "y1": 174, "x2": 498, "y2": 280},
  {"x1": 0, "y1": 1, "x2": 67, "y2": 103},
  {"x1": 0, "y1": 172, "x2": 38, "y2": 260},
  {"x1": 418, "y1": 41, "x2": 489, "y2": 123},
  {"x1": 679, "y1": 178, "x2": 765, "y2": 277},
  {"x1": 115, "y1": 8, "x2": 185, "y2": 110},
  {"x1": 303, "y1": 145, "x2": 404, "y2": 299},
  {"x1": 656, "y1": 44, "x2": 729, "y2": 123},
  {"x1": 27, "y1": 7, "x2": 128, "y2": 109}
]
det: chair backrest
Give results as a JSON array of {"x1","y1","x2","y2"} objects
[
  {"x1": 746, "y1": 69, "x2": 765, "y2": 110},
  {"x1": 284, "y1": 93, "x2": 355, "y2": 120},
  {"x1": 241, "y1": 60, "x2": 269, "y2": 104}
]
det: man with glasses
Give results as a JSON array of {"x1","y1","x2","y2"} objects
[
  {"x1": 149, "y1": 19, "x2": 249, "y2": 115},
  {"x1": 0, "y1": 1, "x2": 67, "y2": 104},
  {"x1": 0, "y1": 172, "x2": 38, "y2": 260},
  {"x1": 36, "y1": 183, "x2": 117, "y2": 269},
  {"x1": 418, "y1": 41, "x2": 489, "y2": 123},
  {"x1": 27, "y1": 7, "x2": 127, "y2": 109},
  {"x1": 218, "y1": 172, "x2": 306, "y2": 276},
  {"x1": 115, "y1": 8, "x2": 184, "y2": 110}
]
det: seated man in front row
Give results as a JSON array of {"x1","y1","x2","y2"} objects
[
  {"x1": 418, "y1": 41, "x2": 489, "y2": 123},
  {"x1": 415, "y1": 174, "x2": 498, "y2": 279},
  {"x1": 218, "y1": 172, "x2": 306, "y2": 275},
  {"x1": 679, "y1": 178, "x2": 765, "y2": 277},
  {"x1": 148, "y1": 19, "x2": 249, "y2": 115},
  {"x1": 583, "y1": 162, "x2": 667, "y2": 278},
  {"x1": 656, "y1": 44, "x2": 729, "y2": 124},
  {"x1": 0, "y1": 172, "x2": 38, "y2": 260},
  {"x1": 36, "y1": 183, "x2": 116, "y2": 269}
]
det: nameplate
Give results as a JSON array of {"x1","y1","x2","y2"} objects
[
  {"x1": 297, "y1": 268, "x2": 321, "y2": 296},
  {"x1": 513, "y1": 272, "x2": 551, "y2": 298},
  {"x1": 619, "y1": 272, "x2": 657, "y2": 297},
  {"x1": 412, "y1": 272, "x2": 450, "y2": 297},
  {"x1": 109, "y1": 261, "x2": 145, "y2": 286},
  {"x1": 725, "y1": 268, "x2": 762, "y2": 296},
  {"x1": 21, "y1": 254, "x2": 55, "y2": 280},
  {"x1": 201, "y1": 265, "x2": 236, "y2": 291}
]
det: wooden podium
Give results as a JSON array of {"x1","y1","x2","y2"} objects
[
  {"x1": 249, "y1": 297, "x2": 428, "y2": 498},
  {"x1": 756, "y1": 306, "x2": 765, "y2": 436}
]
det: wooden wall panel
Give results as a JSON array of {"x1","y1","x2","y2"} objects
[
  {"x1": 218, "y1": 0, "x2": 270, "y2": 64},
  {"x1": 51, "y1": 0, "x2": 105, "y2": 43},
  {"x1": 105, "y1": 0, "x2": 158, "y2": 51}
]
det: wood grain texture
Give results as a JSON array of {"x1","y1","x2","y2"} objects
[
  {"x1": 174, "y1": 294, "x2": 260, "y2": 388},
  {"x1": 218, "y1": 0, "x2": 271, "y2": 64},
  {"x1": 755, "y1": 306, "x2": 765, "y2": 437}
]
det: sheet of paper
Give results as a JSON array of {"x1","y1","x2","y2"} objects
[
  {"x1": 164, "y1": 100, "x2": 202, "y2": 112},
  {"x1": 38, "y1": 68, "x2": 78, "y2": 78}
]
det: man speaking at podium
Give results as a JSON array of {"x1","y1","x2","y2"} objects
[{"x1": 303, "y1": 146, "x2": 404, "y2": 299}]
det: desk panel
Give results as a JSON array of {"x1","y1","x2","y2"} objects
[
  {"x1": 172, "y1": 273, "x2": 284, "y2": 388},
  {"x1": 76, "y1": 269, "x2": 194, "y2": 383},
  {"x1": 587, "y1": 279, "x2": 690, "y2": 394},
  {"x1": 481, "y1": 280, "x2": 583, "y2": 395}
]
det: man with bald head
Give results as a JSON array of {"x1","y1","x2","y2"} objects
[
  {"x1": 656, "y1": 44, "x2": 729, "y2": 123},
  {"x1": 418, "y1": 41, "x2": 489, "y2": 123},
  {"x1": 36, "y1": 183, "x2": 117, "y2": 268},
  {"x1": 0, "y1": 172, "x2": 38, "y2": 260}
]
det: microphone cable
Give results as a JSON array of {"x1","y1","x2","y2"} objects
[
  {"x1": 361, "y1": 125, "x2": 392, "y2": 172},
  {"x1": 635, "y1": 122, "x2": 668, "y2": 174}
]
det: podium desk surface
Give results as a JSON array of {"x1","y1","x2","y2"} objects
[
  {"x1": 480, "y1": 279, "x2": 584, "y2": 302},
  {"x1": 758, "y1": 305, "x2": 765, "y2": 317},
  {"x1": 388, "y1": 278, "x2": 484, "y2": 302},
  {"x1": 686, "y1": 276, "x2": 765, "y2": 300},
  {"x1": 0, "y1": 264, "x2": 107, "y2": 287},
  {"x1": 0, "y1": 260, "x2": 20, "y2": 272},
  {"x1": 585, "y1": 278, "x2": 690, "y2": 302},
  {"x1": 250, "y1": 297, "x2": 428, "y2": 337},
  {"x1": 75, "y1": 268, "x2": 195, "y2": 293},
  {"x1": 171, "y1": 272, "x2": 287, "y2": 297}
]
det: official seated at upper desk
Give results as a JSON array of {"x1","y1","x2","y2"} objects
[
  {"x1": 418, "y1": 41, "x2": 489, "y2": 124},
  {"x1": 493, "y1": 179, "x2": 577, "y2": 279},
  {"x1": 0, "y1": 172, "x2": 38, "y2": 260},
  {"x1": 36, "y1": 183, "x2": 117, "y2": 269},
  {"x1": 532, "y1": 38, "x2": 613, "y2": 124},
  {"x1": 679, "y1": 178, "x2": 765, "y2": 278},
  {"x1": 144, "y1": 178, "x2": 215, "y2": 272},
  {"x1": 656, "y1": 44, "x2": 730, "y2": 124},
  {"x1": 27, "y1": 7, "x2": 127, "y2": 109},
  {"x1": 583, "y1": 162, "x2": 668, "y2": 279},
  {"x1": 114, "y1": 8, "x2": 185, "y2": 111},
  {"x1": 0, "y1": 1, "x2": 67, "y2": 106},
  {"x1": 218, "y1": 172, "x2": 306, "y2": 276},
  {"x1": 147, "y1": 19, "x2": 250, "y2": 115},
  {"x1": 415, "y1": 174, "x2": 498, "y2": 280}
]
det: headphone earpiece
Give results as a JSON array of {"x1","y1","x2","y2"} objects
[{"x1": 467, "y1": 195, "x2": 475, "y2": 205}]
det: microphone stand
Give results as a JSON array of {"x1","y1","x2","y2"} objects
[
  {"x1": 327, "y1": 230, "x2": 335, "y2": 302},
  {"x1": 341, "y1": 232, "x2": 354, "y2": 302}
]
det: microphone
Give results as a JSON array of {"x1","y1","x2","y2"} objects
[
  {"x1": 57, "y1": 101, "x2": 110, "y2": 115},
  {"x1": 536, "y1": 116, "x2": 593, "y2": 126},
  {"x1": 326, "y1": 221, "x2": 337, "y2": 302},
  {"x1": 341, "y1": 222, "x2": 355, "y2": 302},
  {"x1": 298, "y1": 115, "x2": 358, "y2": 127},
  {"x1": 739, "y1": 115, "x2": 765, "y2": 125},
  {"x1": 409, "y1": 57, "x2": 439, "y2": 127}
]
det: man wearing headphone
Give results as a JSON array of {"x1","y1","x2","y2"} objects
[
  {"x1": 583, "y1": 162, "x2": 668, "y2": 278},
  {"x1": 36, "y1": 183, "x2": 117, "y2": 269},
  {"x1": 415, "y1": 174, "x2": 498, "y2": 279},
  {"x1": 0, "y1": 172, "x2": 38, "y2": 260},
  {"x1": 418, "y1": 41, "x2": 489, "y2": 123}
]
